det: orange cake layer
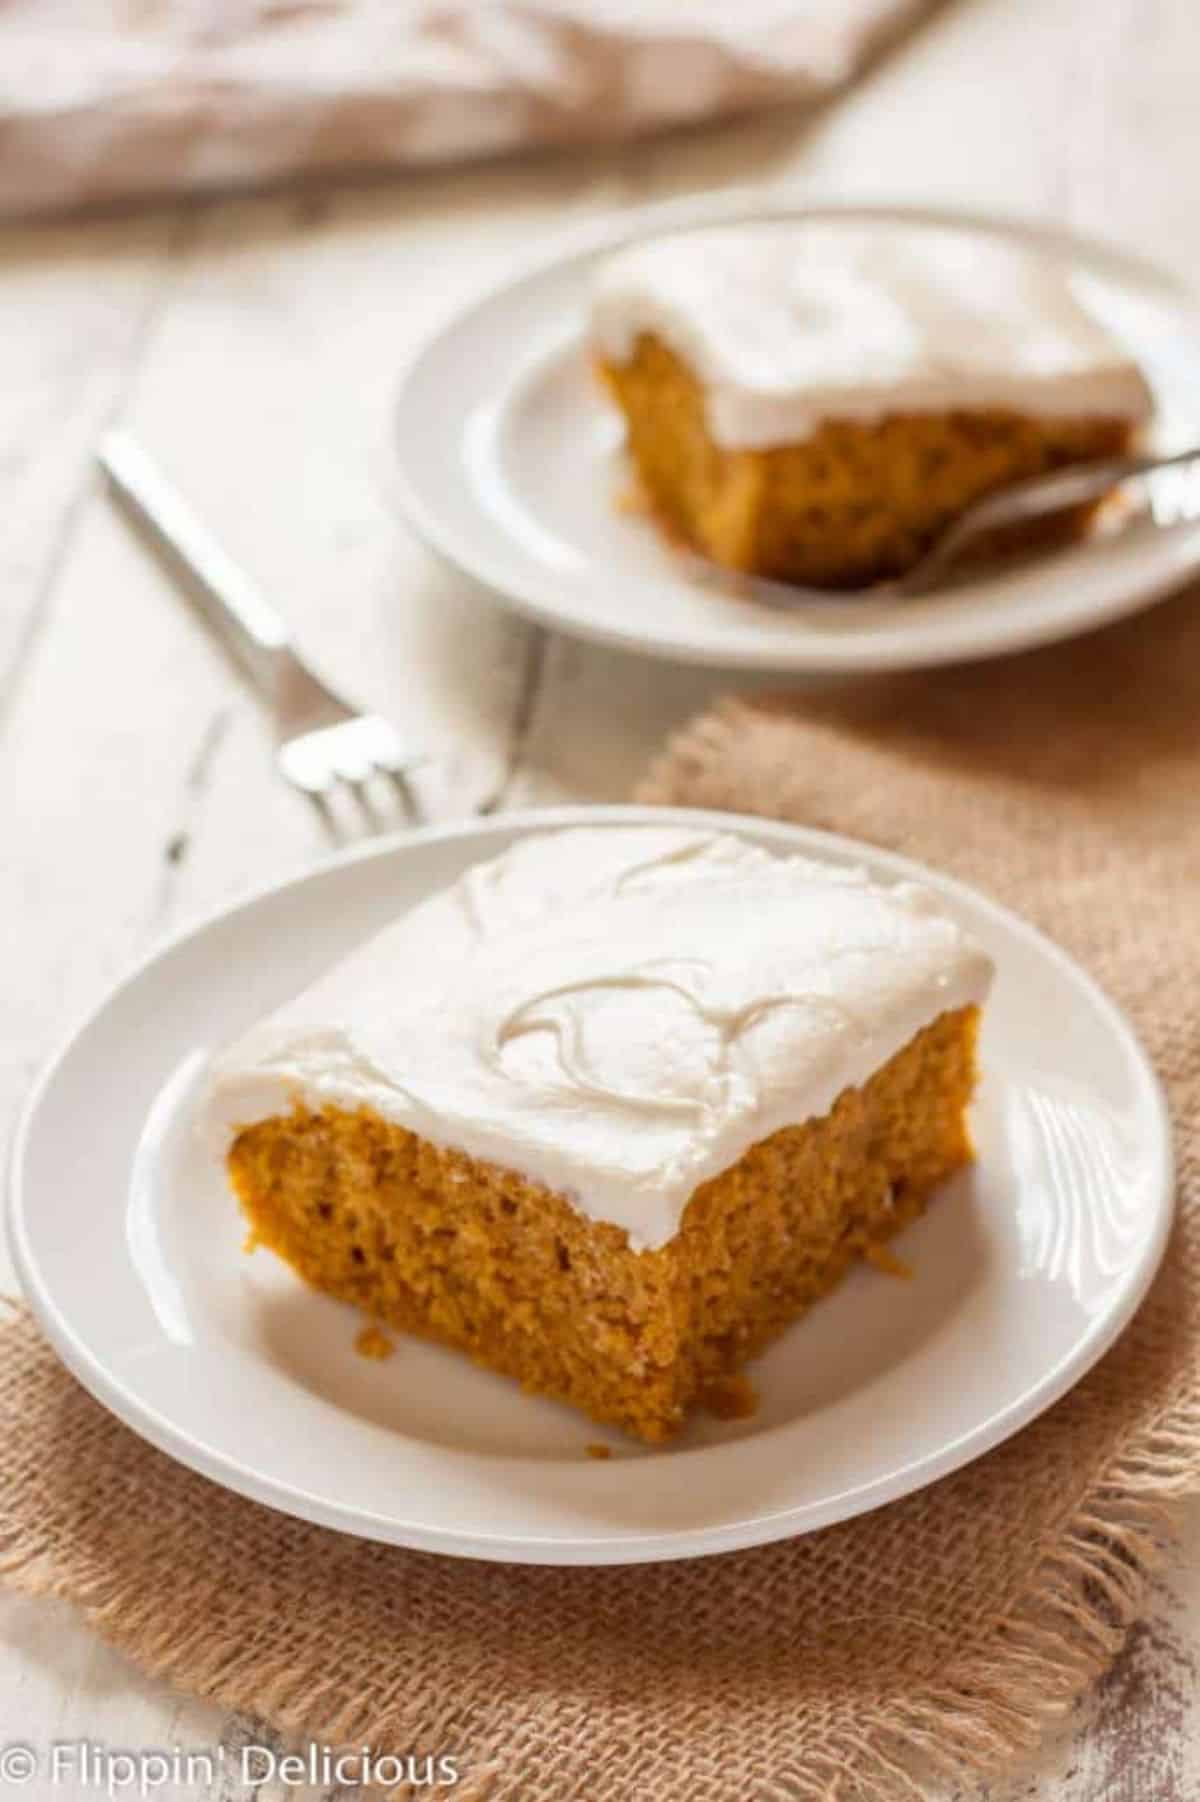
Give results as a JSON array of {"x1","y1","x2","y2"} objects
[
  {"x1": 599, "y1": 333, "x2": 1135, "y2": 590},
  {"x1": 229, "y1": 1005, "x2": 979, "y2": 1444}
]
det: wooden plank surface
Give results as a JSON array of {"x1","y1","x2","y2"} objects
[{"x1": 2, "y1": 0, "x2": 1199, "y2": 1793}]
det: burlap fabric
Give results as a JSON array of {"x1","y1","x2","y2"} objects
[{"x1": 3, "y1": 588, "x2": 1200, "y2": 1800}]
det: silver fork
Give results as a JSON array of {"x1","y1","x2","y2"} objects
[
  {"x1": 696, "y1": 440, "x2": 1200, "y2": 609},
  {"x1": 99, "y1": 430, "x2": 422, "y2": 815},
  {"x1": 897, "y1": 440, "x2": 1200, "y2": 596}
]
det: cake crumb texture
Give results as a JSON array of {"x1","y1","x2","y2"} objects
[
  {"x1": 228, "y1": 1006, "x2": 979, "y2": 1442},
  {"x1": 354, "y1": 1324, "x2": 395, "y2": 1361},
  {"x1": 699, "y1": 1372, "x2": 759, "y2": 1423},
  {"x1": 864, "y1": 1242, "x2": 914, "y2": 1279}
]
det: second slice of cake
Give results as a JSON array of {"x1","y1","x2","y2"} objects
[
  {"x1": 591, "y1": 222, "x2": 1153, "y2": 589},
  {"x1": 206, "y1": 826, "x2": 994, "y2": 1442}
]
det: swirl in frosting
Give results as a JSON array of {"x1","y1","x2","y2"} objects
[{"x1": 205, "y1": 825, "x2": 993, "y2": 1250}]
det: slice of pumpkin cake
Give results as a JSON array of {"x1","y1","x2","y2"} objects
[
  {"x1": 205, "y1": 825, "x2": 993, "y2": 1442},
  {"x1": 591, "y1": 222, "x2": 1152, "y2": 589}
]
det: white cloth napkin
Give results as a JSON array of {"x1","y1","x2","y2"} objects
[{"x1": 0, "y1": 1, "x2": 927, "y2": 217}]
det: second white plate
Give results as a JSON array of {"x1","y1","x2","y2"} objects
[
  {"x1": 392, "y1": 197, "x2": 1200, "y2": 671},
  {"x1": 8, "y1": 808, "x2": 1174, "y2": 1564}
]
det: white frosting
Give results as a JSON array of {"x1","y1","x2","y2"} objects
[
  {"x1": 591, "y1": 223, "x2": 1153, "y2": 448},
  {"x1": 205, "y1": 827, "x2": 993, "y2": 1251}
]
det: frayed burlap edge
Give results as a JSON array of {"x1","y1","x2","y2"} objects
[{"x1": 3, "y1": 1311, "x2": 1200, "y2": 1801}]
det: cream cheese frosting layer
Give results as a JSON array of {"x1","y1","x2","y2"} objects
[
  {"x1": 205, "y1": 827, "x2": 993, "y2": 1251},
  {"x1": 590, "y1": 223, "x2": 1154, "y2": 449}
]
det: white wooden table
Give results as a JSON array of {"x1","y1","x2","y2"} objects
[{"x1": 3, "y1": 0, "x2": 1199, "y2": 1794}]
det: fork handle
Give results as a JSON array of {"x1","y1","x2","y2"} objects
[{"x1": 99, "y1": 430, "x2": 291, "y2": 694}]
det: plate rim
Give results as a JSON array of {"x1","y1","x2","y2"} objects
[
  {"x1": 389, "y1": 191, "x2": 1200, "y2": 673},
  {"x1": 6, "y1": 805, "x2": 1176, "y2": 1564}
]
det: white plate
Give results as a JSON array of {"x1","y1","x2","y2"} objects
[
  {"x1": 391, "y1": 197, "x2": 1200, "y2": 672},
  {"x1": 8, "y1": 808, "x2": 1173, "y2": 1564}
]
